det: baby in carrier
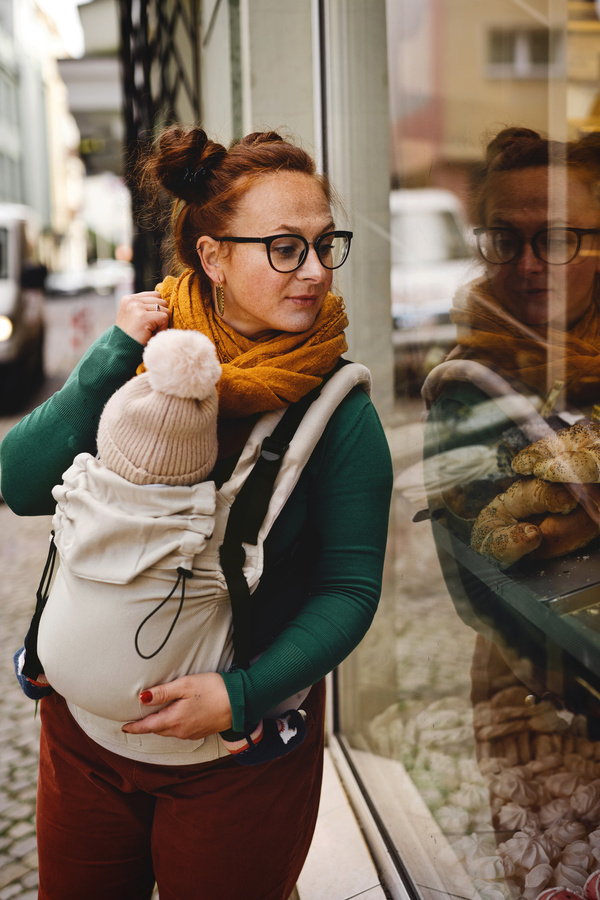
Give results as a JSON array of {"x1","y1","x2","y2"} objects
[{"x1": 14, "y1": 328, "x2": 307, "y2": 766}]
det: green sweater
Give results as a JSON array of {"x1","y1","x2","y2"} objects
[{"x1": 0, "y1": 326, "x2": 393, "y2": 732}]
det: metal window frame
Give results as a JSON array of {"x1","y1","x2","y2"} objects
[{"x1": 118, "y1": 0, "x2": 202, "y2": 291}]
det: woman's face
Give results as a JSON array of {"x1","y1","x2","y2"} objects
[
  {"x1": 483, "y1": 167, "x2": 600, "y2": 328},
  {"x1": 204, "y1": 171, "x2": 335, "y2": 338}
]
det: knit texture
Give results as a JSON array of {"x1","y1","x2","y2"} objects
[
  {"x1": 152, "y1": 269, "x2": 349, "y2": 417},
  {"x1": 444, "y1": 276, "x2": 600, "y2": 406},
  {"x1": 96, "y1": 330, "x2": 221, "y2": 485},
  {"x1": 97, "y1": 376, "x2": 218, "y2": 485}
]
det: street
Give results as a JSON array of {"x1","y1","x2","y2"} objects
[{"x1": 0, "y1": 291, "x2": 120, "y2": 898}]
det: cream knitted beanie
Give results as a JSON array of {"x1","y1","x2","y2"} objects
[{"x1": 96, "y1": 329, "x2": 221, "y2": 485}]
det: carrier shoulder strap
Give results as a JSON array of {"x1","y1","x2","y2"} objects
[
  {"x1": 22, "y1": 531, "x2": 57, "y2": 681},
  {"x1": 220, "y1": 360, "x2": 350, "y2": 668}
]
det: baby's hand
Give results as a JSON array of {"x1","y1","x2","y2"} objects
[{"x1": 116, "y1": 290, "x2": 169, "y2": 345}]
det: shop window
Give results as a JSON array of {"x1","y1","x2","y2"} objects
[
  {"x1": 332, "y1": 2, "x2": 600, "y2": 899},
  {"x1": 486, "y1": 28, "x2": 565, "y2": 78}
]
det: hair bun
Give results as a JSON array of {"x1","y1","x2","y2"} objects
[
  {"x1": 241, "y1": 131, "x2": 285, "y2": 147},
  {"x1": 485, "y1": 127, "x2": 541, "y2": 165},
  {"x1": 154, "y1": 127, "x2": 227, "y2": 201},
  {"x1": 575, "y1": 131, "x2": 600, "y2": 156}
]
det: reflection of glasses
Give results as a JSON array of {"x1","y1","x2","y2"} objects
[
  {"x1": 216, "y1": 231, "x2": 353, "y2": 273},
  {"x1": 474, "y1": 226, "x2": 600, "y2": 265}
]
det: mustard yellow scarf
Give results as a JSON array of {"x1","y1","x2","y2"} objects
[
  {"x1": 447, "y1": 277, "x2": 600, "y2": 406},
  {"x1": 157, "y1": 269, "x2": 349, "y2": 417}
]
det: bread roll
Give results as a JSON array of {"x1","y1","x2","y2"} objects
[
  {"x1": 470, "y1": 479, "x2": 577, "y2": 567},
  {"x1": 470, "y1": 477, "x2": 597, "y2": 566},
  {"x1": 512, "y1": 421, "x2": 600, "y2": 483},
  {"x1": 529, "y1": 505, "x2": 600, "y2": 560}
]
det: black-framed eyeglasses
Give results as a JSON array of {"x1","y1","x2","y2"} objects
[
  {"x1": 216, "y1": 230, "x2": 353, "y2": 273},
  {"x1": 474, "y1": 226, "x2": 600, "y2": 266}
]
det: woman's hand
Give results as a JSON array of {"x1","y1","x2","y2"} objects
[
  {"x1": 121, "y1": 673, "x2": 233, "y2": 740},
  {"x1": 116, "y1": 290, "x2": 170, "y2": 345}
]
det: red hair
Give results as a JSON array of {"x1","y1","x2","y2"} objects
[
  {"x1": 141, "y1": 128, "x2": 331, "y2": 290},
  {"x1": 473, "y1": 127, "x2": 600, "y2": 223}
]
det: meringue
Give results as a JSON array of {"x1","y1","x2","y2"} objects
[
  {"x1": 546, "y1": 819, "x2": 588, "y2": 847},
  {"x1": 538, "y1": 799, "x2": 575, "y2": 829},
  {"x1": 435, "y1": 804, "x2": 470, "y2": 833},
  {"x1": 522, "y1": 862, "x2": 553, "y2": 900},
  {"x1": 545, "y1": 772, "x2": 584, "y2": 798},
  {"x1": 497, "y1": 802, "x2": 540, "y2": 832},
  {"x1": 498, "y1": 832, "x2": 551, "y2": 870},
  {"x1": 553, "y1": 861, "x2": 589, "y2": 892},
  {"x1": 465, "y1": 854, "x2": 507, "y2": 880},
  {"x1": 490, "y1": 770, "x2": 539, "y2": 806},
  {"x1": 561, "y1": 841, "x2": 594, "y2": 870}
]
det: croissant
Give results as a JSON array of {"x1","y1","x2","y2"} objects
[
  {"x1": 470, "y1": 478, "x2": 582, "y2": 567},
  {"x1": 512, "y1": 421, "x2": 600, "y2": 483}
]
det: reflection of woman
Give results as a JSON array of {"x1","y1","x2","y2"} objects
[
  {"x1": 421, "y1": 127, "x2": 600, "y2": 900},
  {"x1": 0, "y1": 128, "x2": 393, "y2": 899},
  {"x1": 425, "y1": 126, "x2": 600, "y2": 409},
  {"x1": 424, "y1": 127, "x2": 600, "y2": 559},
  {"x1": 423, "y1": 127, "x2": 600, "y2": 658}
]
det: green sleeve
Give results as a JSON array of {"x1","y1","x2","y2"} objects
[
  {"x1": 220, "y1": 392, "x2": 393, "y2": 732},
  {"x1": 0, "y1": 326, "x2": 143, "y2": 516}
]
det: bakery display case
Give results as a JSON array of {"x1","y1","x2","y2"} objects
[{"x1": 326, "y1": 3, "x2": 600, "y2": 900}]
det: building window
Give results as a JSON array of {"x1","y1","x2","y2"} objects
[{"x1": 486, "y1": 27, "x2": 565, "y2": 78}]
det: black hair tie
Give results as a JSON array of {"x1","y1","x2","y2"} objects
[{"x1": 181, "y1": 166, "x2": 208, "y2": 186}]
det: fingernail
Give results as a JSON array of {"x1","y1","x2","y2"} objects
[{"x1": 140, "y1": 691, "x2": 153, "y2": 704}]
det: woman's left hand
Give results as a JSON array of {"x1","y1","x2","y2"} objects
[{"x1": 121, "y1": 672, "x2": 233, "y2": 740}]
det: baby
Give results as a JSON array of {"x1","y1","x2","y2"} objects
[{"x1": 15, "y1": 328, "x2": 307, "y2": 766}]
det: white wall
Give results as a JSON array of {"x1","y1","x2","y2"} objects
[
  {"x1": 325, "y1": 0, "x2": 394, "y2": 413},
  {"x1": 200, "y1": 0, "x2": 394, "y2": 411}
]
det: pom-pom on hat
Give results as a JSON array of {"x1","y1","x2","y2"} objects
[{"x1": 96, "y1": 329, "x2": 221, "y2": 485}]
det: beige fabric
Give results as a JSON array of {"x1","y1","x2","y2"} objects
[{"x1": 38, "y1": 363, "x2": 372, "y2": 766}]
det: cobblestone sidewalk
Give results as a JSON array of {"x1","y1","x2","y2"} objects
[{"x1": 0, "y1": 508, "x2": 51, "y2": 898}]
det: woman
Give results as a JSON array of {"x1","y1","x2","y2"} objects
[
  {"x1": 424, "y1": 126, "x2": 600, "y2": 411},
  {"x1": 423, "y1": 127, "x2": 600, "y2": 589},
  {"x1": 0, "y1": 128, "x2": 393, "y2": 900}
]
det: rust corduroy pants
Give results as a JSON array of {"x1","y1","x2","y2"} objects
[{"x1": 36, "y1": 680, "x2": 326, "y2": 900}]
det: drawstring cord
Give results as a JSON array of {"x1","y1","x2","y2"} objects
[{"x1": 134, "y1": 567, "x2": 194, "y2": 660}]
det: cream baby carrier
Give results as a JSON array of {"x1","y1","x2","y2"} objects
[{"x1": 28, "y1": 362, "x2": 371, "y2": 760}]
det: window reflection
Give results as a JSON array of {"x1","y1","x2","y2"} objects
[
  {"x1": 338, "y1": 2, "x2": 600, "y2": 900},
  {"x1": 487, "y1": 28, "x2": 565, "y2": 79}
]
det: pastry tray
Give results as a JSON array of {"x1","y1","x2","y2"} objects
[{"x1": 432, "y1": 514, "x2": 600, "y2": 682}]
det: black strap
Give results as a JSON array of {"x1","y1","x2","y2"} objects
[
  {"x1": 22, "y1": 531, "x2": 57, "y2": 681},
  {"x1": 220, "y1": 361, "x2": 348, "y2": 668}
]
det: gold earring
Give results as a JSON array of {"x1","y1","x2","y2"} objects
[{"x1": 215, "y1": 282, "x2": 225, "y2": 316}]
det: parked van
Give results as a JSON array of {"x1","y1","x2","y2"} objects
[
  {"x1": 390, "y1": 188, "x2": 479, "y2": 395},
  {"x1": 0, "y1": 204, "x2": 46, "y2": 410}
]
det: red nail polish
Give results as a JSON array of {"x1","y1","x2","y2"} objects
[{"x1": 140, "y1": 691, "x2": 153, "y2": 704}]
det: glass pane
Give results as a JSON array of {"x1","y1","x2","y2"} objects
[
  {"x1": 390, "y1": 208, "x2": 471, "y2": 265},
  {"x1": 0, "y1": 227, "x2": 9, "y2": 278},
  {"x1": 529, "y1": 29, "x2": 550, "y2": 65},
  {"x1": 489, "y1": 30, "x2": 516, "y2": 65},
  {"x1": 335, "y1": 1, "x2": 600, "y2": 899}
]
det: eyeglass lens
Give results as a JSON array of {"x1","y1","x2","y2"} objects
[
  {"x1": 477, "y1": 228, "x2": 580, "y2": 265},
  {"x1": 269, "y1": 232, "x2": 350, "y2": 272}
]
